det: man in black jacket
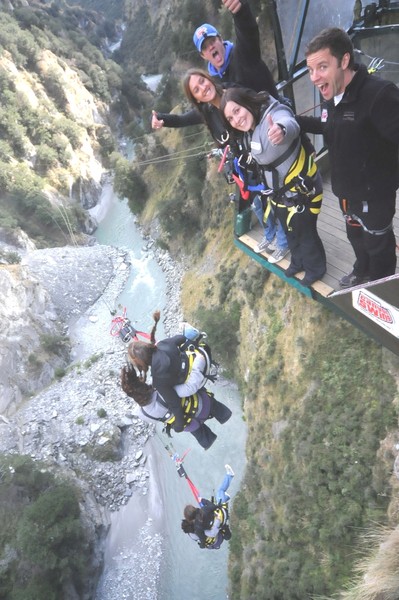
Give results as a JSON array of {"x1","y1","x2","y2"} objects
[{"x1": 301, "y1": 27, "x2": 399, "y2": 287}]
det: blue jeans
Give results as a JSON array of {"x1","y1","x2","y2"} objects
[
  {"x1": 216, "y1": 474, "x2": 233, "y2": 504},
  {"x1": 251, "y1": 195, "x2": 288, "y2": 249}
]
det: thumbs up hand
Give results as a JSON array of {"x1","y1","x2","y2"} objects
[{"x1": 267, "y1": 114, "x2": 286, "y2": 146}]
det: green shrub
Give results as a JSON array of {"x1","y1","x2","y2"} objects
[
  {"x1": 193, "y1": 303, "x2": 241, "y2": 368},
  {"x1": 54, "y1": 367, "x2": 66, "y2": 379},
  {"x1": 16, "y1": 483, "x2": 86, "y2": 592},
  {"x1": 40, "y1": 333, "x2": 69, "y2": 354}
]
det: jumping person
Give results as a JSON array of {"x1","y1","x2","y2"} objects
[
  {"x1": 300, "y1": 27, "x2": 399, "y2": 287},
  {"x1": 181, "y1": 464, "x2": 234, "y2": 549},
  {"x1": 121, "y1": 364, "x2": 230, "y2": 449},
  {"x1": 221, "y1": 87, "x2": 327, "y2": 286},
  {"x1": 127, "y1": 311, "x2": 231, "y2": 437}
]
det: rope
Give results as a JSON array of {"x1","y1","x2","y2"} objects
[{"x1": 155, "y1": 429, "x2": 202, "y2": 504}]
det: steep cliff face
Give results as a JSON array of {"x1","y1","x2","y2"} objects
[
  {"x1": 0, "y1": 264, "x2": 62, "y2": 414},
  {"x1": 1, "y1": 47, "x2": 107, "y2": 199}
]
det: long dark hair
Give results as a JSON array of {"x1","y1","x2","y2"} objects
[
  {"x1": 127, "y1": 310, "x2": 160, "y2": 381},
  {"x1": 120, "y1": 363, "x2": 153, "y2": 406},
  {"x1": 181, "y1": 519, "x2": 195, "y2": 534},
  {"x1": 182, "y1": 68, "x2": 223, "y2": 108},
  {"x1": 220, "y1": 87, "x2": 270, "y2": 129}
]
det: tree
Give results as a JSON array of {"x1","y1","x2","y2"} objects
[{"x1": 17, "y1": 483, "x2": 86, "y2": 586}]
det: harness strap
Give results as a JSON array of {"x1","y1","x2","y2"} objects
[
  {"x1": 141, "y1": 406, "x2": 170, "y2": 422},
  {"x1": 261, "y1": 138, "x2": 299, "y2": 172},
  {"x1": 346, "y1": 214, "x2": 393, "y2": 235},
  {"x1": 166, "y1": 393, "x2": 199, "y2": 426},
  {"x1": 231, "y1": 172, "x2": 250, "y2": 200},
  {"x1": 341, "y1": 198, "x2": 393, "y2": 235}
]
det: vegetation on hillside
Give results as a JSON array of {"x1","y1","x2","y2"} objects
[
  {"x1": 0, "y1": 2, "x2": 147, "y2": 247},
  {"x1": 0, "y1": 455, "x2": 89, "y2": 599},
  {"x1": 0, "y1": 1, "x2": 398, "y2": 599}
]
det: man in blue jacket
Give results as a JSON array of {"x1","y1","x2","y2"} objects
[
  {"x1": 301, "y1": 27, "x2": 399, "y2": 287},
  {"x1": 192, "y1": 0, "x2": 278, "y2": 96}
]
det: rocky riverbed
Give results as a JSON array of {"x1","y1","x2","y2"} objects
[{"x1": 0, "y1": 233, "x2": 184, "y2": 599}]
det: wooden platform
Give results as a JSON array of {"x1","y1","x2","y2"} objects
[{"x1": 236, "y1": 176, "x2": 399, "y2": 298}]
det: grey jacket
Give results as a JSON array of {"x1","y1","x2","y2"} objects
[{"x1": 247, "y1": 97, "x2": 301, "y2": 193}]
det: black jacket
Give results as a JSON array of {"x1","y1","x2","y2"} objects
[
  {"x1": 151, "y1": 335, "x2": 188, "y2": 431},
  {"x1": 156, "y1": 103, "x2": 231, "y2": 147},
  {"x1": 298, "y1": 64, "x2": 399, "y2": 208}
]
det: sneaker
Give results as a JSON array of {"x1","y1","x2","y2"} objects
[
  {"x1": 339, "y1": 271, "x2": 370, "y2": 288},
  {"x1": 225, "y1": 464, "x2": 235, "y2": 476},
  {"x1": 254, "y1": 237, "x2": 276, "y2": 254},
  {"x1": 268, "y1": 246, "x2": 290, "y2": 264}
]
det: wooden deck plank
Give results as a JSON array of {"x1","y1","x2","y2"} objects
[{"x1": 236, "y1": 176, "x2": 399, "y2": 298}]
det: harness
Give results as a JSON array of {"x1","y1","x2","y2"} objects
[
  {"x1": 261, "y1": 145, "x2": 321, "y2": 231},
  {"x1": 159, "y1": 342, "x2": 215, "y2": 428},
  {"x1": 232, "y1": 141, "x2": 321, "y2": 230},
  {"x1": 203, "y1": 501, "x2": 229, "y2": 548},
  {"x1": 141, "y1": 391, "x2": 200, "y2": 425},
  {"x1": 341, "y1": 198, "x2": 394, "y2": 235}
]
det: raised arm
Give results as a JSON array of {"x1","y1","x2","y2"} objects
[{"x1": 224, "y1": 0, "x2": 279, "y2": 97}]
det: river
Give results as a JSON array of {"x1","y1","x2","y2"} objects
[{"x1": 92, "y1": 184, "x2": 247, "y2": 599}]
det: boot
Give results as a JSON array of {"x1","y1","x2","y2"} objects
[
  {"x1": 211, "y1": 399, "x2": 232, "y2": 424},
  {"x1": 191, "y1": 424, "x2": 217, "y2": 450}
]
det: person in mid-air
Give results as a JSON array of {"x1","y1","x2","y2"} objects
[{"x1": 181, "y1": 464, "x2": 234, "y2": 549}]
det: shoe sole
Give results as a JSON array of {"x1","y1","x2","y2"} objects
[{"x1": 269, "y1": 254, "x2": 289, "y2": 264}]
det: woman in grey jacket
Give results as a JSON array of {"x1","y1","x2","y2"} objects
[{"x1": 221, "y1": 87, "x2": 326, "y2": 286}]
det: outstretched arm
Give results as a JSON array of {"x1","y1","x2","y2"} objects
[
  {"x1": 151, "y1": 108, "x2": 205, "y2": 130},
  {"x1": 296, "y1": 114, "x2": 325, "y2": 135}
]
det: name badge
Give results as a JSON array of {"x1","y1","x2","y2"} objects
[
  {"x1": 251, "y1": 141, "x2": 261, "y2": 152},
  {"x1": 321, "y1": 108, "x2": 328, "y2": 122}
]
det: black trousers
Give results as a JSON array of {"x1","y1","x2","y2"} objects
[
  {"x1": 340, "y1": 195, "x2": 397, "y2": 280},
  {"x1": 190, "y1": 396, "x2": 232, "y2": 450},
  {"x1": 275, "y1": 203, "x2": 326, "y2": 280}
]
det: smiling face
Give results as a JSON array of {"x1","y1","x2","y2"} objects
[
  {"x1": 306, "y1": 47, "x2": 351, "y2": 101},
  {"x1": 200, "y1": 36, "x2": 226, "y2": 69},
  {"x1": 223, "y1": 100, "x2": 254, "y2": 132},
  {"x1": 188, "y1": 74, "x2": 217, "y2": 104}
]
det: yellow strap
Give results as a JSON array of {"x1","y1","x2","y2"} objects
[
  {"x1": 262, "y1": 198, "x2": 272, "y2": 224},
  {"x1": 165, "y1": 393, "x2": 199, "y2": 426}
]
